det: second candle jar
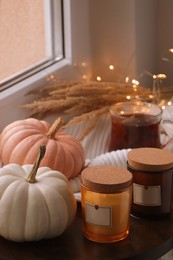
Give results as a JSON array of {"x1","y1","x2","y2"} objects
[
  {"x1": 81, "y1": 166, "x2": 132, "y2": 243},
  {"x1": 128, "y1": 148, "x2": 173, "y2": 219}
]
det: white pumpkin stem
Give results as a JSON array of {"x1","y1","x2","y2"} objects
[
  {"x1": 25, "y1": 145, "x2": 46, "y2": 183},
  {"x1": 46, "y1": 117, "x2": 63, "y2": 139}
]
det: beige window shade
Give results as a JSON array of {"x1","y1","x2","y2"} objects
[{"x1": 0, "y1": 0, "x2": 50, "y2": 82}]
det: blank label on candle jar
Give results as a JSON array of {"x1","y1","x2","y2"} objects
[
  {"x1": 85, "y1": 203, "x2": 112, "y2": 226},
  {"x1": 133, "y1": 183, "x2": 161, "y2": 206}
]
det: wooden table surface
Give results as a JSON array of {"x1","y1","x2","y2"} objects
[{"x1": 0, "y1": 202, "x2": 172, "y2": 260}]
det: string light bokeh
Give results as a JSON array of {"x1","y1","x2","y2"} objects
[{"x1": 94, "y1": 48, "x2": 173, "y2": 109}]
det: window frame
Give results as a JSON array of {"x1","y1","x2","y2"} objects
[
  {"x1": 0, "y1": 0, "x2": 65, "y2": 92},
  {"x1": 0, "y1": 0, "x2": 73, "y2": 100},
  {"x1": 0, "y1": 0, "x2": 91, "y2": 130}
]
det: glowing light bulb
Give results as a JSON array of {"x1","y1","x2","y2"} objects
[
  {"x1": 96, "y1": 76, "x2": 102, "y2": 81},
  {"x1": 82, "y1": 75, "x2": 87, "y2": 80},
  {"x1": 158, "y1": 74, "x2": 167, "y2": 79},
  {"x1": 46, "y1": 74, "x2": 56, "y2": 82},
  {"x1": 81, "y1": 62, "x2": 87, "y2": 67},
  {"x1": 125, "y1": 77, "x2": 129, "y2": 83},
  {"x1": 153, "y1": 74, "x2": 167, "y2": 79},
  {"x1": 126, "y1": 95, "x2": 131, "y2": 100},
  {"x1": 132, "y1": 79, "x2": 139, "y2": 85},
  {"x1": 149, "y1": 94, "x2": 154, "y2": 99},
  {"x1": 109, "y1": 65, "x2": 114, "y2": 70},
  {"x1": 132, "y1": 84, "x2": 138, "y2": 90},
  {"x1": 168, "y1": 48, "x2": 173, "y2": 53}
]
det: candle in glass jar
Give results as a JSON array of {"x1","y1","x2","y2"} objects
[
  {"x1": 81, "y1": 166, "x2": 132, "y2": 243},
  {"x1": 109, "y1": 101, "x2": 162, "y2": 151},
  {"x1": 127, "y1": 147, "x2": 173, "y2": 219}
]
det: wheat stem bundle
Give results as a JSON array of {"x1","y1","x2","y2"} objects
[{"x1": 22, "y1": 80, "x2": 153, "y2": 139}]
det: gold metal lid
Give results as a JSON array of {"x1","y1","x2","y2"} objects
[
  {"x1": 81, "y1": 166, "x2": 132, "y2": 193},
  {"x1": 128, "y1": 148, "x2": 173, "y2": 171}
]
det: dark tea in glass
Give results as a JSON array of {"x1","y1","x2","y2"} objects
[{"x1": 109, "y1": 101, "x2": 162, "y2": 151}]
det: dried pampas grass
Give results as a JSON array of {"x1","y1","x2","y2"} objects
[
  {"x1": 22, "y1": 80, "x2": 152, "y2": 117},
  {"x1": 22, "y1": 80, "x2": 153, "y2": 139}
]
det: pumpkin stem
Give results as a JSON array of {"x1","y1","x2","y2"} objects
[
  {"x1": 46, "y1": 117, "x2": 63, "y2": 139},
  {"x1": 25, "y1": 145, "x2": 46, "y2": 183}
]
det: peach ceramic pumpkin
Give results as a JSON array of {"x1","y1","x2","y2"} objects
[{"x1": 0, "y1": 117, "x2": 85, "y2": 179}]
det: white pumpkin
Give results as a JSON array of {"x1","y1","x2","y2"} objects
[{"x1": 0, "y1": 146, "x2": 77, "y2": 242}]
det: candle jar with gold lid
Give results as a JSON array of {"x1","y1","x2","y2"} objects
[
  {"x1": 127, "y1": 147, "x2": 173, "y2": 219},
  {"x1": 81, "y1": 166, "x2": 132, "y2": 243}
]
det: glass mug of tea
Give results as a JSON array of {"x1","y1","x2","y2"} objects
[{"x1": 109, "y1": 101, "x2": 162, "y2": 151}]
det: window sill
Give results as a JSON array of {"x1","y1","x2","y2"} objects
[
  {"x1": 0, "y1": 58, "x2": 72, "y2": 104},
  {"x1": 0, "y1": 58, "x2": 84, "y2": 130}
]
